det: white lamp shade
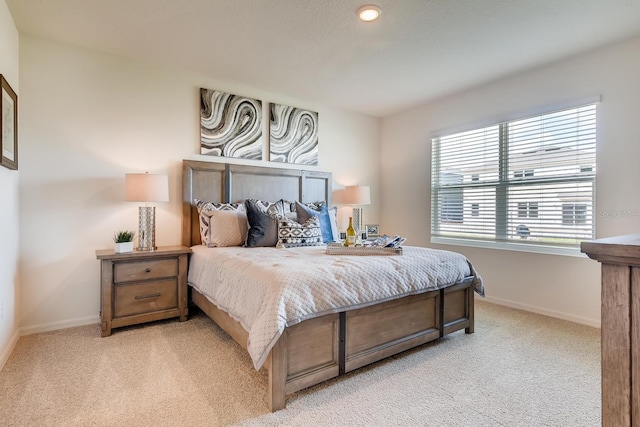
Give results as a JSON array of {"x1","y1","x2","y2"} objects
[
  {"x1": 344, "y1": 185, "x2": 371, "y2": 205},
  {"x1": 125, "y1": 173, "x2": 169, "y2": 202}
]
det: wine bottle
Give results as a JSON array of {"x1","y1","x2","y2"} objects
[{"x1": 345, "y1": 217, "x2": 357, "y2": 247}]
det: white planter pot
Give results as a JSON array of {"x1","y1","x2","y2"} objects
[{"x1": 114, "y1": 241, "x2": 134, "y2": 253}]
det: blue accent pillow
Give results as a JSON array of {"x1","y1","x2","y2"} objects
[{"x1": 295, "y1": 201, "x2": 334, "y2": 243}]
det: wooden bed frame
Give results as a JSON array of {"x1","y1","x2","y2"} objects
[{"x1": 182, "y1": 159, "x2": 475, "y2": 411}]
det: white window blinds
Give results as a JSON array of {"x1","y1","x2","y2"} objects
[{"x1": 431, "y1": 103, "x2": 596, "y2": 250}]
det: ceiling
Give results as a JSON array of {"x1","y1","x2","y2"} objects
[{"x1": 7, "y1": 0, "x2": 640, "y2": 117}]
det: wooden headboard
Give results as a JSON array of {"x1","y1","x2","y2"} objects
[{"x1": 182, "y1": 160, "x2": 332, "y2": 247}]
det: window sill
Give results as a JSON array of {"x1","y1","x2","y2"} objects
[{"x1": 431, "y1": 236, "x2": 587, "y2": 258}]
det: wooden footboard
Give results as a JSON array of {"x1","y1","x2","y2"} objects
[
  {"x1": 190, "y1": 276, "x2": 475, "y2": 412},
  {"x1": 345, "y1": 290, "x2": 441, "y2": 372}
]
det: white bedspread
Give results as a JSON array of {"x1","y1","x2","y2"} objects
[{"x1": 187, "y1": 245, "x2": 484, "y2": 370}]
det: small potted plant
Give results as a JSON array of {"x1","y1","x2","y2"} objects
[{"x1": 113, "y1": 230, "x2": 135, "y2": 253}]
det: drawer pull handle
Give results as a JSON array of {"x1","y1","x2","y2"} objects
[
  {"x1": 135, "y1": 293, "x2": 161, "y2": 300},
  {"x1": 145, "y1": 268, "x2": 151, "y2": 273}
]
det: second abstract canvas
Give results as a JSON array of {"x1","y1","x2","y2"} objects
[{"x1": 269, "y1": 103, "x2": 318, "y2": 165}]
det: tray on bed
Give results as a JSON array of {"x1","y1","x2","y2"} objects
[{"x1": 325, "y1": 243, "x2": 403, "y2": 256}]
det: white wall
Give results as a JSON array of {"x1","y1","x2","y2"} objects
[
  {"x1": 0, "y1": 0, "x2": 22, "y2": 369},
  {"x1": 381, "y1": 36, "x2": 640, "y2": 327},
  {"x1": 0, "y1": 0, "x2": 20, "y2": 368},
  {"x1": 17, "y1": 34, "x2": 381, "y2": 332}
]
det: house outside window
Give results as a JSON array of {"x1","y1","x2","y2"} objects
[{"x1": 431, "y1": 102, "x2": 596, "y2": 254}]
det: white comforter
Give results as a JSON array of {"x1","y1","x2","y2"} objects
[{"x1": 187, "y1": 245, "x2": 484, "y2": 370}]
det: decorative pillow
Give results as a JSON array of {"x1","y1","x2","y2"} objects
[
  {"x1": 244, "y1": 199, "x2": 300, "y2": 247},
  {"x1": 327, "y1": 206, "x2": 339, "y2": 242},
  {"x1": 208, "y1": 209, "x2": 249, "y2": 247},
  {"x1": 268, "y1": 199, "x2": 298, "y2": 221},
  {"x1": 295, "y1": 201, "x2": 338, "y2": 243},
  {"x1": 276, "y1": 216, "x2": 323, "y2": 248},
  {"x1": 244, "y1": 199, "x2": 280, "y2": 247},
  {"x1": 195, "y1": 199, "x2": 247, "y2": 247}
]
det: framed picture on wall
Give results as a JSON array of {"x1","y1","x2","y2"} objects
[{"x1": 1, "y1": 75, "x2": 18, "y2": 170}]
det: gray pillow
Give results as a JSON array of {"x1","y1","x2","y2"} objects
[{"x1": 244, "y1": 199, "x2": 279, "y2": 247}]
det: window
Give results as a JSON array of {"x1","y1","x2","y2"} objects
[
  {"x1": 562, "y1": 204, "x2": 587, "y2": 225},
  {"x1": 431, "y1": 103, "x2": 596, "y2": 252},
  {"x1": 518, "y1": 202, "x2": 539, "y2": 218},
  {"x1": 514, "y1": 169, "x2": 534, "y2": 179}
]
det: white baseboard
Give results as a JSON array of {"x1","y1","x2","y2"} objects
[
  {"x1": 20, "y1": 315, "x2": 100, "y2": 336},
  {"x1": 1, "y1": 316, "x2": 100, "y2": 371},
  {"x1": 478, "y1": 295, "x2": 601, "y2": 329},
  {"x1": 0, "y1": 328, "x2": 20, "y2": 373}
]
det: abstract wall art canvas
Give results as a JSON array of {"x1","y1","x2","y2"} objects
[
  {"x1": 200, "y1": 88, "x2": 263, "y2": 160},
  {"x1": 269, "y1": 103, "x2": 318, "y2": 165}
]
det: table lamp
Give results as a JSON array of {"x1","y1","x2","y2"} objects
[
  {"x1": 344, "y1": 185, "x2": 371, "y2": 238},
  {"x1": 125, "y1": 172, "x2": 169, "y2": 251}
]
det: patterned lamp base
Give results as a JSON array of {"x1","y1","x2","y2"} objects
[
  {"x1": 352, "y1": 207, "x2": 363, "y2": 236},
  {"x1": 137, "y1": 206, "x2": 157, "y2": 251}
]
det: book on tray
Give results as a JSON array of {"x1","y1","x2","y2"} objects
[{"x1": 366, "y1": 235, "x2": 406, "y2": 248}]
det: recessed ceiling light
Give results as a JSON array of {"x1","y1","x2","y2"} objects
[{"x1": 357, "y1": 5, "x2": 381, "y2": 22}]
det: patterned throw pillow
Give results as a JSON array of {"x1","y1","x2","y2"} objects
[
  {"x1": 195, "y1": 199, "x2": 247, "y2": 247},
  {"x1": 327, "y1": 207, "x2": 339, "y2": 241},
  {"x1": 296, "y1": 201, "x2": 339, "y2": 243},
  {"x1": 276, "y1": 216, "x2": 323, "y2": 248},
  {"x1": 268, "y1": 199, "x2": 298, "y2": 220}
]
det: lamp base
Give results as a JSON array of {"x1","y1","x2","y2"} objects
[
  {"x1": 137, "y1": 206, "x2": 157, "y2": 251},
  {"x1": 352, "y1": 207, "x2": 363, "y2": 238}
]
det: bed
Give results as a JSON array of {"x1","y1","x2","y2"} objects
[{"x1": 182, "y1": 160, "x2": 484, "y2": 411}]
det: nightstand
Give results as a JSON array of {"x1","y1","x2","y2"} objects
[{"x1": 95, "y1": 245, "x2": 191, "y2": 337}]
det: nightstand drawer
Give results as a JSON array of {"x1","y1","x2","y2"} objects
[
  {"x1": 114, "y1": 279, "x2": 178, "y2": 318},
  {"x1": 114, "y1": 258, "x2": 178, "y2": 283}
]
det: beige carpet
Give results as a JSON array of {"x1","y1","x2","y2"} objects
[{"x1": 0, "y1": 300, "x2": 600, "y2": 426}]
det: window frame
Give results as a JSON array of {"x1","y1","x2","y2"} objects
[{"x1": 430, "y1": 101, "x2": 598, "y2": 257}]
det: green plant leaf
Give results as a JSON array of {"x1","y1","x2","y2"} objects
[{"x1": 113, "y1": 230, "x2": 136, "y2": 243}]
